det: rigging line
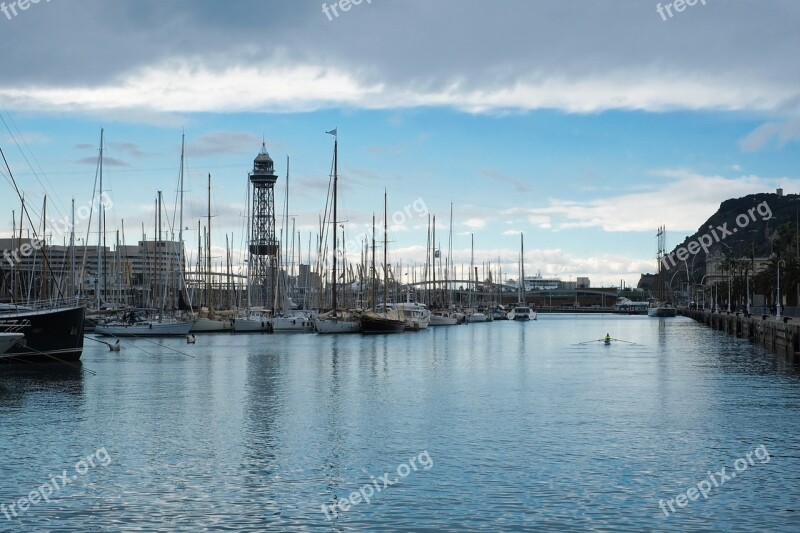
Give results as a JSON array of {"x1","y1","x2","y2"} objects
[
  {"x1": 0, "y1": 146, "x2": 65, "y2": 298},
  {"x1": 0, "y1": 101, "x2": 68, "y2": 217},
  {"x1": 89, "y1": 331, "x2": 197, "y2": 359}
]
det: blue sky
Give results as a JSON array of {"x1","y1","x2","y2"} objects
[{"x1": 1, "y1": 0, "x2": 799, "y2": 286}]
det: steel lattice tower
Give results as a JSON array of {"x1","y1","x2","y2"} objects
[{"x1": 249, "y1": 143, "x2": 279, "y2": 309}]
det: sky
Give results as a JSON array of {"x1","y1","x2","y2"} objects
[{"x1": 0, "y1": 0, "x2": 798, "y2": 287}]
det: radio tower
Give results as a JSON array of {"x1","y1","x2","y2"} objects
[{"x1": 249, "y1": 142, "x2": 279, "y2": 310}]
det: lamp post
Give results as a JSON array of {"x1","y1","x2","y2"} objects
[
  {"x1": 699, "y1": 274, "x2": 710, "y2": 310},
  {"x1": 777, "y1": 259, "x2": 786, "y2": 319}
]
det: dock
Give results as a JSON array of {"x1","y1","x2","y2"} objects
[{"x1": 682, "y1": 309, "x2": 800, "y2": 364}]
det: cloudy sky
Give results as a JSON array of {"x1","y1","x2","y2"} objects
[{"x1": 0, "y1": 0, "x2": 798, "y2": 286}]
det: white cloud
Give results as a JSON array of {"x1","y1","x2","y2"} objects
[
  {"x1": 517, "y1": 169, "x2": 795, "y2": 234},
  {"x1": 1, "y1": 61, "x2": 796, "y2": 118}
]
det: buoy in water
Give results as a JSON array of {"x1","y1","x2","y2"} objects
[{"x1": 186, "y1": 334, "x2": 196, "y2": 344}]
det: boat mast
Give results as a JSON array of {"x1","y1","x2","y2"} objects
[
  {"x1": 178, "y1": 133, "x2": 185, "y2": 307},
  {"x1": 41, "y1": 196, "x2": 48, "y2": 301},
  {"x1": 97, "y1": 128, "x2": 104, "y2": 310},
  {"x1": 432, "y1": 215, "x2": 436, "y2": 308},
  {"x1": 70, "y1": 199, "x2": 75, "y2": 299},
  {"x1": 157, "y1": 190, "x2": 163, "y2": 318},
  {"x1": 331, "y1": 132, "x2": 338, "y2": 312},
  {"x1": 383, "y1": 190, "x2": 389, "y2": 314},
  {"x1": 207, "y1": 173, "x2": 212, "y2": 309},
  {"x1": 371, "y1": 214, "x2": 376, "y2": 311},
  {"x1": 519, "y1": 233, "x2": 525, "y2": 304}
]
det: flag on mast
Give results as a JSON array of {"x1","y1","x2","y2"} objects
[{"x1": 326, "y1": 128, "x2": 337, "y2": 137}]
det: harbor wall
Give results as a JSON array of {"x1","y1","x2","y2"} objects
[{"x1": 682, "y1": 309, "x2": 800, "y2": 364}]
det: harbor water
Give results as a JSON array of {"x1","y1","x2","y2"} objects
[{"x1": 1, "y1": 314, "x2": 798, "y2": 531}]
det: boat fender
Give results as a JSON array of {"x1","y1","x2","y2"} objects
[
  {"x1": 261, "y1": 321, "x2": 265, "y2": 328},
  {"x1": 149, "y1": 323, "x2": 152, "y2": 329}
]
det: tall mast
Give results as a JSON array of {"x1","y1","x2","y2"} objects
[
  {"x1": 520, "y1": 233, "x2": 525, "y2": 303},
  {"x1": 371, "y1": 214, "x2": 376, "y2": 311},
  {"x1": 157, "y1": 191, "x2": 163, "y2": 316},
  {"x1": 41, "y1": 196, "x2": 48, "y2": 301},
  {"x1": 207, "y1": 173, "x2": 212, "y2": 309},
  {"x1": 97, "y1": 128, "x2": 104, "y2": 309},
  {"x1": 432, "y1": 215, "x2": 436, "y2": 308},
  {"x1": 70, "y1": 199, "x2": 75, "y2": 299},
  {"x1": 332, "y1": 134, "x2": 338, "y2": 311},
  {"x1": 383, "y1": 190, "x2": 388, "y2": 313},
  {"x1": 178, "y1": 133, "x2": 185, "y2": 300}
]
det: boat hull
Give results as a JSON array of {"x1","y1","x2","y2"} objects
[
  {"x1": 466, "y1": 313, "x2": 488, "y2": 323},
  {"x1": 647, "y1": 307, "x2": 677, "y2": 317},
  {"x1": 95, "y1": 320, "x2": 193, "y2": 337},
  {"x1": 0, "y1": 305, "x2": 86, "y2": 363},
  {"x1": 315, "y1": 318, "x2": 361, "y2": 334},
  {"x1": 429, "y1": 314, "x2": 458, "y2": 326},
  {"x1": 0, "y1": 333, "x2": 25, "y2": 355},
  {"x1": 191, "y1": 317, "x2": 233, "y2": 332},
  {"x1": 360, "y1": 313, "x2": 406, "y2": 334},
  {"x1": 272, "y1": 315, "x2": 314, "y2": 333},
  {"x1": 232, "y1": 316, "x2": 272, "y2": 332}
]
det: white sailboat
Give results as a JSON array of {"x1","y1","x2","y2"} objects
[
  {"x1": 464, "y1": 234, "x2": 488, "y2": 323},
  {"x1": 96, "y1": 190, "x2": 194, "y2": 337},
  {"x1": 507, "y1": 233, "x2": 537, "y2": 321}
]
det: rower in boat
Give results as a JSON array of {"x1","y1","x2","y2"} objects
[{"x1": 604, "y1": 333, "x2": 611, "y2": 345}]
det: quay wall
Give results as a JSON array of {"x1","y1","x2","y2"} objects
[{"x1": 682, "y1": 309, "x2": 800, "y2": 364}]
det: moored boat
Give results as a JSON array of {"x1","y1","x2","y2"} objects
[
  {"x1": 315, "y1": 310, "x2": 361, "y2": 334},
  {"x1": 647, "y1": 303, "x2": 677, "y2": 317},
  {"x1": 430, "y1": 311, "x2": 459, "y2": 326},
  {"x1": 0, "y1": 303, "x2": 86, "y2": 363},
  {"x1": 393, "y1": 302, "x2": 431, "y2": 330},
  {"x1": 95, "y1": 310, "x2": 193, "y2": 337},
  {"x1": 508, "y1": 305, "x2": 536, "y2": 321},
  {"x1": 360, "y1": 310, "x2": 406, "y2": 334}
]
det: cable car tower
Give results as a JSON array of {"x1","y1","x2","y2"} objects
[{"x1": 248, "y1": 143, "x2": 279, "y2": 309}]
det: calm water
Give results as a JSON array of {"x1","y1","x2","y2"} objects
[{"x1": 1, "y1": 315, "x2": 799, "y2": 532}]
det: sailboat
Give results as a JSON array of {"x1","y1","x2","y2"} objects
[
  {"x1": 648, "y1": 225, "x2": 677, "y2": 318},
  {"x1": 360, "y1": 192, "x2": 406, "y2": 334},
  {"x1": 464, "y1": 234, "x2": 488, "y2": 323},
  {"x1": 507, "y1": 233, "x2": 536, "y2": 321},
  {"x1": 96, "y1": 191, "x2": 194, "y2": 337},
  {"x1": 315, "y1": 129, "x2": 361, "y2": 334},
  {"x1": 191, "y1": 172, "x2": 232, "y2": 332}
]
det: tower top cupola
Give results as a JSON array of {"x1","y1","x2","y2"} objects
[{"x1": 250, "y1": 142, "x2": 278, "y2": 187}]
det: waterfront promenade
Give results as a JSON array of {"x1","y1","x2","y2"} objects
[{"x1": 682, "y1": 308, "x2": 800, "y2": 363}]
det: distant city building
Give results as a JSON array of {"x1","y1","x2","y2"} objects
[
  {"x1": 0, "y1": 238, "x2": 183, "y2": 306},
  {"x1": 523, "y1": 275, "x2": 561, "y2": 291},
  {"x1": 576, "y1": 277, "x2": 590, "y2": 288}
]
